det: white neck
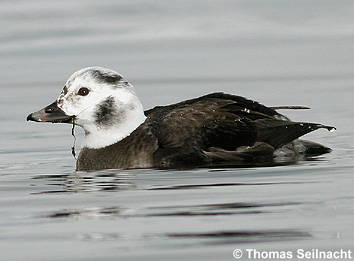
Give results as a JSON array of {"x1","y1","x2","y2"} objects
[{"x1": 82, "y1": 110, "x2": 146, "y2": 149}]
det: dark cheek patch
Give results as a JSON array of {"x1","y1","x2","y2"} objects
[{"x1": 95, "y1": 96, "x2": 125, "y2": 126}]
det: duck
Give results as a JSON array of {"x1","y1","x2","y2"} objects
[{"x1": 27, "y1": 66, "x2": 335, "y2": 171}]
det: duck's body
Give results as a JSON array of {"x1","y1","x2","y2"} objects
[
  {"x1": 76, "y1": 92, "x2": 333, "y2": 170},
  {"x1": 27, "y1": 67, "x2": 334, "y2": 171}
]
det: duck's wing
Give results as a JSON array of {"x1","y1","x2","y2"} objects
[
  {"x1": 147, "y1": 92, "x2": 275, "y2": 148},
  {"x1": 145, "y1": 92, "x2": 334, "y2": 168}
]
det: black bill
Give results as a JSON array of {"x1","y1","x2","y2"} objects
[{"x1": 27, "y1": 101, "x2": 75, "y2": 123}]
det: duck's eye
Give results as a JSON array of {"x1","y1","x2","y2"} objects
[{"x1": 78, "y1": 87, "x2": 90, "y2": 96}]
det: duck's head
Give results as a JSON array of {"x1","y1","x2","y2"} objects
[{"x1": 27, "y1": 67, "x2": 146, "y2": 148}]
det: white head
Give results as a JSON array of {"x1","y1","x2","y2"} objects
[{"x1": 56, "y1": 66, "x2": 146, "y2": 149}]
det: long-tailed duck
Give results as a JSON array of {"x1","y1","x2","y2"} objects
[{"x1": 27, "y1": 67, "x2": 335, "y2": 170}]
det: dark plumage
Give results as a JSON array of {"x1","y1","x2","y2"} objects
[
  {"x1": 76, "y1": 92, "x2": 334, "y2": 170},
  {"x1": 91, "y1": 69, "x2": 122, "y2": 84},
  {"x1": 95, "y1": 96, "x2": 120, "y2": 126}
]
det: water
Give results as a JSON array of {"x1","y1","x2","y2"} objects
[{"x1": 1, "y1": 1, "x2": 354, "y2": 260}]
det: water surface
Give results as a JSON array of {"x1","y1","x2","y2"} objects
[{"x1": 1, "y1": 1, "x2": 354, "y2": 260}]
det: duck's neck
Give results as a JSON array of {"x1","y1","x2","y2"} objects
[{"x1": 82, "y1": 111, "x2": 146, "y2": 149}]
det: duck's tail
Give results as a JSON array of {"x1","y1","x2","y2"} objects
[
  {"x1": 270, "y1": 106, "x2": 310, "y2": 110},
  {"x1": 254, "y1": 119, "x2": 336, "y2": 149}
]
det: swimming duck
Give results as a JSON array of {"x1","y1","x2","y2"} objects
[{"x1": 27, "y1": 67, "x2": 335, "y2": 170}]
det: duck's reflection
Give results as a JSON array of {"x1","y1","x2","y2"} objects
[
  {"x1": 32, "y1": 169, "x2": 316, "y2": 194},
  {"x1": 32, "y1": 172, "x2": 313, "y2": 245},
  {"x1": 32, "y1": 170, "x2": 136, "y2": 194},
  {"x1": 32, "y1": 170, "x2": 314, "y2": 247},
  {"x1": 42, "y1": 200, "x2": 304, "y2": 219},
  {"x1": 41, "y1": 201, "x2": 311, "y2": 245},
  {"x1": 46, "y1": 206, "x2": 123, "y2": 219}
]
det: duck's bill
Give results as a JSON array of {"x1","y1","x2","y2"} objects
[{"x1": 27, "y1": 101, "x2": 74, "y2": 123}]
